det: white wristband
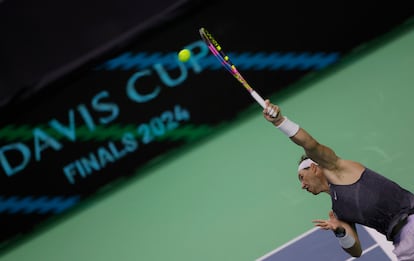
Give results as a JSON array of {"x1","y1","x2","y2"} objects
[
  {"x1": 338, "y1": 233, "x2": 355, "y2": 249},
  {"x1": 276, "y1": 117, "x2": 300, "y2": 137}
]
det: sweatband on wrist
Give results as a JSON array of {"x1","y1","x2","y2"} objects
[
  {"x1": 338, "y1": 233, "x2": 355, "y2": 249},
  {"x1": 276, "y1": 117, "x2": 300, "y2": 137}
]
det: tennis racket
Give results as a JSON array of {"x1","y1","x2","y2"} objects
[{"x1": 199, "y1": 27, "x2": 268, "y2": 110}]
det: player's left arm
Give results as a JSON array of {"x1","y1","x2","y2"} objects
[
  {"x1": 263, "y1": 100, "x2": 365, "y2": 180},
  {"x1": 263, "y1": 100, "x2": 339, "y2": 170}
]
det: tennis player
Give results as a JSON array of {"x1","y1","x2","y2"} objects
[{"x1": 263, "y1": 99, "x2": 414, "y2": 260}]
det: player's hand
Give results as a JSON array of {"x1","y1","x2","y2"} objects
[
  {"x1": 263, "y1": 99, "x2": 283, "y2": 125},
  {"x1": 312, "y1": 210, "x2": 343, "y2": 232}
]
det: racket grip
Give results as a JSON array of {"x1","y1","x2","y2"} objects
[{"x1": 250, "y1": 90, "x2": 266, "y2": 109}]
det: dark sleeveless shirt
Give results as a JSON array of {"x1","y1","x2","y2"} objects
[{"x1": 329, "y1": 168, "x2": 414, "y2": 241}]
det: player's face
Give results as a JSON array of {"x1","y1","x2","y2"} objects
[{"x1": 298, "y1": 168, "x2": 322, "y2": 195}]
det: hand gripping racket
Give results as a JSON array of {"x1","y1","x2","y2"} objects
[{"x1": 199, "y1": 27, "x2": 267, "y2": 109}]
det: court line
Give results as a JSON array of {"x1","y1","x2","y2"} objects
[{"x1": 255, "y1": 227, "x2": 320, "y2": 261}]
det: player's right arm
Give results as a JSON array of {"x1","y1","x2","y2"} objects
[
  {"x1": 340, "y1": 222, "x2": 363, "y2": 257},
  {"x1": 313, "y1": 210, "x2": 362, "y2": 257}
]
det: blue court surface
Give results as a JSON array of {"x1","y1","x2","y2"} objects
[{"x1": 256, "y1": 225, "x2": 397, "y2": 261}]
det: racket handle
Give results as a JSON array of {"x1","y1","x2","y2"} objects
[{"x1": 250, "y1": 90, "x2": 266, "y2": 109}]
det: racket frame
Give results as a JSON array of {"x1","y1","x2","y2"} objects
[{"x1": 199, "y1": 27, "x2": 267, "y2": 109}]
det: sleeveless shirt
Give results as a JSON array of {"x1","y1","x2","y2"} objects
[{"x1": 329, "y1": 168, "x2": 414, "y2": 241}]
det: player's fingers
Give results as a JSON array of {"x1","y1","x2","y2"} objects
[
  {"x1": 314, "y1": 222, "x2": 331, "y2": 230},
  {"x1": 312, "y1": 219, "x2": 322, "y2": 223},
  {"x1": 265, "y1": 105, "x2": 278, "y2": 116},
  {"x1": 263, "y1": 100, "x2": 271, "y2": 114},
  {"x1": 313, "y1": 223, "x2": 327, "y2": 229}
]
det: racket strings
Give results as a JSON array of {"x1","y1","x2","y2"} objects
[{"x1": 200, "y1": 28, "x2": 254, "y2": 93}]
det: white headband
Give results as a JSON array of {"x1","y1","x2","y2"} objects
[{"x1": 298, "y1": 158, "x2": 318, "y2": 171}]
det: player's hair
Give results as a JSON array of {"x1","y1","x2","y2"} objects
[{"x1": 298, "y1": 154, "x2": 310, "y2": 165}]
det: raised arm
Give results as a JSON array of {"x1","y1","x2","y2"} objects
[{"x1": 263, "y1": 100, "x2": 339, "y2": 170}]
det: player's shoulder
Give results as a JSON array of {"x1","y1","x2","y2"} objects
[{"x1": 334, "y1": 159, "x2": 365, "y2": 184}]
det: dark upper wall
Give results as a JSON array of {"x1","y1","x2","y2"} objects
[{"x1": 0, "y1": 0, "x2": 206, "y2": 108}]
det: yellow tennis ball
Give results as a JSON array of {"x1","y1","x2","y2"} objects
[{"x1": 178, "y1": 49, "x2": 191, "y2": 62}]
